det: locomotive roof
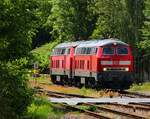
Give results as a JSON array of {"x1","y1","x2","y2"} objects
[
  {"x1": 76, "y1": 38, "x2": 128, "y2": 48},
  {"x1": 54, "y1": 38, "x2": 128, "y2": 48},
  {"x1": 54, "y1": 41, "x2": 84, "y2": 48}
]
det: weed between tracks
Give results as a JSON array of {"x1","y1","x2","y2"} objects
[
  {"x1": 26, "y1": 97, "x2": 65, "y2": 119},
  {"x1": 78, "y1": 105, "x2": 97, "y2": 112}
]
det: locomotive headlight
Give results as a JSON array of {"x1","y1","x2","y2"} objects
[
  {"x1": 125, "y1": 67, "x2": 129, "y2": 71},
  {"x1": 103, "y1": 68, "x2": 107, "y2": 71}
]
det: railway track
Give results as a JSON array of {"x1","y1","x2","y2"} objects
[
  {"x1": 103, "y1": 89, "x2": 150, "y2": 98},
  {"x1": 82, "y1": 103, "x2": 148, "y2": 119},
  {"x1": 35, "y1": 87, "x2": 94, "y2": 98},
  {"x1": 35, "y1": 87, "x2": 150, "y2": 119},
  {"x1": 118, "y1": 90, "x2": 150, "y2": 98}
]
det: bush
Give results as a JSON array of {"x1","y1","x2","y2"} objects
[
  {"x1": 29, "y1": 40, "x2": 60, "y2": 73},
  {"x1": 129, "y1": 82, "x2": 150, "y2": 91},
  {"x1": 0, "y1": 60, "x2": 33, "y2": 119}
]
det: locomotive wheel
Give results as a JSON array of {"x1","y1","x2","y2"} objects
[
  {"x1": 90, "y1": 78, "x2": 97, "y2": 88},
  {"x1": 85, "y1": 78, "x2": 96, "y2": 88},
  {"x1": 75, "y1": 77, "x2": 81, "y2": 87},
  {"x1": 85, "y1": 78, "x2": 90, "y2": 88},
  {"x1": 59, "y1": 76, "x2": 64, "y2": 86},
  {"x1": 67, "y1": 78, "x2": 73, "y2": 86},
  {"x1": 53, "y1": 75, "x2": 63, "y2": 85},
  {"x1": 63, "y1": 76, "x2": 68, "y2": 85},
  {"x1": 51, "y1": 75, "x2": 57, "y2": 84}
]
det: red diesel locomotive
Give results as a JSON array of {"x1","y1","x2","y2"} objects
[{"x1": 50, "y1": 38, "x2": 134, "y2": 88}]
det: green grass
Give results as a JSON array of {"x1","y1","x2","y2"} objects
[
  {"x1": 78, "y1": 105, "x2": 97, "y2": 112},
  {"x1": 61, "y1": 86, "x2": 102, "y2": 97},
  {"x1": 129, "y1": 82, "x2": 150, "y2": 92},
  {"x1": 27, "y1": 97, "x2": 65, "y2": 119},
  {"x1": 28, "y1": 74, "x2": 52, "y2": 86}
]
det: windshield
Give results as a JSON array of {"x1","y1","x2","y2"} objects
[
  {"x1": 117, "y1": 47, "x2": 128, "y2": 55},
  {"x1": 103, "y1": 47, "x2": 114, "y2": 55}
]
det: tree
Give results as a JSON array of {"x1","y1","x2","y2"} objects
[
  {"x1": 91, "y1": 0, "x2": 144, "y2": 46},
  {"x1": 32, "y1": 0, "x2": 53, "y2": 48},
  {"x1": 0, "y1": 0, "x2": 39, "y2": 118},
  {"x1": 0, "y1": 0, "x2": 39, "y2": 61},
  {"x1": 92, "y1": 0, "x2": 131, "y2": 42},
  {"x1": 140, "y1": 0, "x2": 150, "y2": 52},
  {"x1": 126, "y1": 0, "x2": 144, "y2": 44},
  {"x1": 48, "y1": 0, "x2": 97, "y2": 41},
  {"x1": 0, "y1": 60, "x2": 32, "y2": 119}
]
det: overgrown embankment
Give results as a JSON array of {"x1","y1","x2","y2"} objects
[{"x1": 29, "y1": 40, "x2": 60, "y2": 73}]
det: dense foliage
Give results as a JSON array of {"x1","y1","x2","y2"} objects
[
  {"x1": 92, "y1": 0, "x2": 131, "y2": 41},
  {"x1": 0, "y1": 0, "x2": 39, "y2": 60},
  {"x1": 140, "y1": 0, "x2": 150, "y2": 52},
  {"x1": 48, "y1": 0, "x2": 97, "y2": 41},
  {"x1": 0, "y1": 61, "x2": 32, "y2": 119},
  {"x1": 0, "y1": 0, "x2": 38, "y2": 118}
]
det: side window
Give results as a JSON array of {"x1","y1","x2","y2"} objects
[
  {"x1": 76, "y1": 47, "x2": 98, "y2": 55},
  {"x1": 76, "y1": 48, "x2": 81, "y2": 54},
  {"x1": 52, "y1": 48, "x2": 66, "y2": 55},
  {"x1": 103, "y1": 47, "x2": 114, "y2": 55},
  {"x1": 81, "y1": 48, "x2": 86, "y2": 54},
  {"x1": 61, "y1": 48, "x2": 66, "y2": 54},
  {"x1": 86, "y1": 48, "x2": 91, "y2": 54},
  {"x1": 52, "y1": 49, "x2": 55, "y2": 55},
  {"x1": 67, "y1": 48, "x2": 70, "y2": 54},
  {"x1": 91, "y1": 48, "x2": 97, "y2": 54},
  {"x1": 117, "y1": 47, "x2": 128, "y2": 55},
  {"x1": 58, "y1": 49, "x2": 61, "y2": 55}
]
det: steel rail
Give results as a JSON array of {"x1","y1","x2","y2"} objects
[
  {"x1": 35, "y1": 88, "x2": 94, "y2": 98},
  {"x1": 104, "y1": 103, "x2": 150, "y2": 111},
  {"x1": 83, "y1": 103, "x2": 148, "y2": 119},
  {"x1": 61, "y1": 103, "x2": 112, "y2": 119},
  {"x1": 118, "y1": 90, "x2": 150, "y2": 98},
  {"x1": 129, "y1": 102, "x2": 150, "y2": 108}
]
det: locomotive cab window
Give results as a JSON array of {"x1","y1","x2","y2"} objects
[
  {"x1": 103, "y1": 47, "x2": 114, "y2": 55},
  {"x1": 117, "y1": 47, "x2": 128, "y2": 55}
]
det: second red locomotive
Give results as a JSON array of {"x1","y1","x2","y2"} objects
[{"x1": 50, "y1": 38, "x2": 134, "y2": 88}]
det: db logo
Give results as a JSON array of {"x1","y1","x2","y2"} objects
[{"x1": 113, "y1": 61, "x2": 119, "y2": 65}]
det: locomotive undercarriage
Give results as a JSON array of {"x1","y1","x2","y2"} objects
[
  {"x1": 50, "y1": 70, "x2": 134, "y2": 89},
  {"x1": 51, "y1": 74, "x2": 97, "y2": 88}
]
